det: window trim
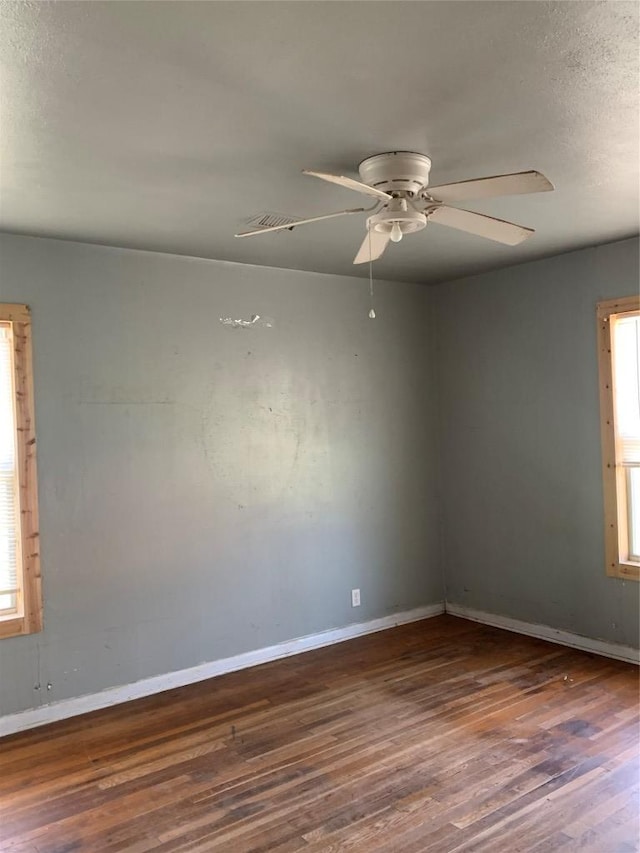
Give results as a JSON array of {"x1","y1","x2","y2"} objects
[
  {"x1": 0, "y1": 303, "x2": 42, "y2": 637},
  {"x1": 597, "y1": 295, "x2": 640, "y2": 582}
]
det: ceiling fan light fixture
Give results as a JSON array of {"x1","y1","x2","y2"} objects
[
  {"x1": 390, "y1": 221, "x2": 403, "y2": 243},
  {"x1": 370, "y1": 208, "x2": 427, "y2": 242},
  {"x1": 237, "y1": 154, "x2": 553, "y2": 261}
]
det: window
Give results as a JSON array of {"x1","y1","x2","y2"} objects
[
  {"x1": 597, "y1": 295, "x2": 640, "y2": 581},
  {"x1": 0, "y1": 304, "x2": 42, "y2": 638}
]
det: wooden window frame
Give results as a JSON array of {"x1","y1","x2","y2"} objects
[
  {"x1": 597, "y1": 295, "x2": 640, "y2": 582},
  {"x1": 0, "y1": 303, "x2": 42, "y2": 638}
]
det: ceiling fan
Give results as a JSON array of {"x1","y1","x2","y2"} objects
[{"x1": 235, "y1": 151, "x2": 554, "y2": 264}]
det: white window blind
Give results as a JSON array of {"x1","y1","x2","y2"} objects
[
  {"x1": 0, "y1": 323, "x2": 20, "y2": 615},
  {"x1": 613, "y1": 313, "x2": 640, "y2": 464},
  {"x1": 612, "y1": 312, "x2": 640, "y2": 560}
]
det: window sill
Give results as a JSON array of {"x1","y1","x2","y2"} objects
[
  {"x1": 607, "y1": 561, "x2": 640, "y2": 582},
  {"x1": 0, "y1": 614, "x2": 42, "y2": 639}
]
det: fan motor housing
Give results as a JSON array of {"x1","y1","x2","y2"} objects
[{"x1": 358, "y1": 151, "x2": 432, "y2": 195}]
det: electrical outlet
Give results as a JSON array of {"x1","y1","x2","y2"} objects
[{"x1": 351, "y1": 588, "x2": 361, "y2": 607}]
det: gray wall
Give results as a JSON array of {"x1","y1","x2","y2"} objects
[
  {"x1": 0, "y1": 234, "x2": 442, "y2": 716},
  {"x1": 1, "y1": 232, "x2": 637, "y2": 719},
  {"x1": 435, "y1": 237, "x2": 640, "y2": 648}
]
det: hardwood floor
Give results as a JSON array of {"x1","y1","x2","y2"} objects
[{"x1": 0, "y1": 615, "x2": 638, "y2": 852}]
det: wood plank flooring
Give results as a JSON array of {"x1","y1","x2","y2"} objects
[{"x1": 0, "y1": 615, "x2": 638, "y2": 852}]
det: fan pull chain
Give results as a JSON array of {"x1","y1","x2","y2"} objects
[{"x1": 368, "y1": 226, "x2": 376, "y2": 319}]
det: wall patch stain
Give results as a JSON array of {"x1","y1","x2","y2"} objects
[{"x1": 219, "y1": 315, "x2": 274, "y2": 329}]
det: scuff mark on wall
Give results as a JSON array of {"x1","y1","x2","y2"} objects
[
  {"x1": 219, "y1": 314, "x2": 274, "y2": 329},
  {"x1": 76, "y1": 400, "x2": 174, "y2": 405}
]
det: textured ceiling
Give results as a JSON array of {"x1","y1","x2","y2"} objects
[{"x1": 0, "y1": 1, "x2": 638, "y2": 284}]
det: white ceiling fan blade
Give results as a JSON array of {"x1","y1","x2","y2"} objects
[
  {"x1": 235, "y1": 207, "x2": 364, "y2": 238},
  {"x1": 428, "y1": 206, "x2": 534, "y2": 245},
  {"x1": 353, "y1": 229, "x2": 390, "y2": 264},
  {"x1": 428, "y1": 171, "x2": 554, "y2": 204},
  {"x1": 303, "y1": 170, "x2": 392, "y2": 202}
]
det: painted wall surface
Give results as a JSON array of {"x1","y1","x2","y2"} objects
[
  {"x1": 0, "y1": 234, "x2": 442, "y2": 716},
  {"x1": 435, "y1": 237, "x2": 640, "y2": 648}
]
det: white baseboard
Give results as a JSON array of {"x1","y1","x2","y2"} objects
[
  {"x1": 446, "y1": 602, "x2": 640, "y2": 665},
  {"x1": 0, "y1": 602, "x2": 445, "y2": 738}
]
